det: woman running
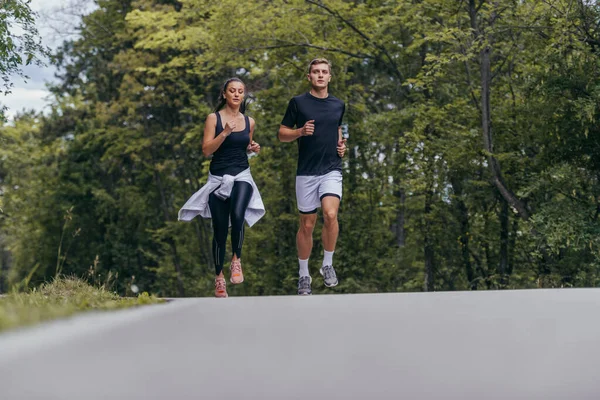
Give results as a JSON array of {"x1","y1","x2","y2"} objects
[{"x1": 178, "y1": 78, "x2": 265, "y2": 298}]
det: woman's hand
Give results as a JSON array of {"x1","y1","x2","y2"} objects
[
  {"x1": 223, "y1": 120, "x2": 237, "y2": 137},
  {"x1": 247, "y1": 140, "x2": 261, "y2": 154}
]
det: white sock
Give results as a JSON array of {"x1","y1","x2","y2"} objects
[
  {"x1": 322, "y1": 250, "x2": 334, "y2": 267},
  {"x1": 299, "y1": 258, "x2": 309, "y2": 277}
]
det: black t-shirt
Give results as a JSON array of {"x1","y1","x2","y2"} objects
[
  {"x1": 281, "y1": 92, "x2": 345, "y2": 176},
  {"x1": 209, "y1": 112, "x2": 250, "y2": 177}
]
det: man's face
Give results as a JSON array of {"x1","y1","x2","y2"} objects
[{"x1": 307, "y1": 63, "x2": 331, "y2": 89}]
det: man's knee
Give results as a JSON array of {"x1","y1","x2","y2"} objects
[
  {"x1": 323, "y1": 209, "x2": 338, "y2": 225},
  {"x1": 299, "y1": 214, "x2": 317, "y2": 233},
  {"x1": 321, "y1": 195, "x2": 340, "y2": 226}
]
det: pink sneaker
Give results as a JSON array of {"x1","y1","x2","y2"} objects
[
  {"x1": 230, "y1": 259, "x2": 244, "y2": 284},
  {"x1": 215, "y1": 276, "x2": 227, "y2": 298}
]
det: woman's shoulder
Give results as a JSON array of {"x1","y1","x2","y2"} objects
[{"x1": 206, "y1": 112, "x2": 218, "y2": 122}]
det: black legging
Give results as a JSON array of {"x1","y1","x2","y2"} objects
[{"x1": 208, "y1": 181, "x2": 253, "y2": 276}]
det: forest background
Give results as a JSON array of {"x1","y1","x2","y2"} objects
[{"x1": 1, "y1": 0, "x2": 599, "y2": 297}]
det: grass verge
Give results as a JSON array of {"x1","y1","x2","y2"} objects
[{"x1": 0, "y1": 277, "x2": 163, "y2": 333}]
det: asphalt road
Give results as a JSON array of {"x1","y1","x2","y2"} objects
[{"x1": 0, "y1": 289, "x2": 599, "y2": 399}]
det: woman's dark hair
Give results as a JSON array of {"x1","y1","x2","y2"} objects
[{"x1": 214, "y1": 77, "x2": 247, "y2": 114}]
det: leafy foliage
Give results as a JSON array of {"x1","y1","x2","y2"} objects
[
  {"x1": 1, "y1": 0, "x2": 600, "y2": 296},
  {"x1": 0, "y1": 0, "x2": 47, "y2": 119}
]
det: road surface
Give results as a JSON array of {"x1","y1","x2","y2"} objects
[{"x1": 0, "y1": 289, "x2": 599, "y2": 399}]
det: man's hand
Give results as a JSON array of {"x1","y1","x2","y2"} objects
[
  {"x1": 300, "y1": 120, "x2": 315, "y2": 136},
  {"x1": 337, "y1": 138, "x2": 347, "y2": 157},
  {"x1": 247, "y1": 140, "x2": 261, "y2": 154}
]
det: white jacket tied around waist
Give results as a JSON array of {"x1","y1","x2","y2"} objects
[{"x1": 178, "y1": 168, "x2": 265, "y2": 227}]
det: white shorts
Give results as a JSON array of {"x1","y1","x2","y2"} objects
[{"x1": 296, "y1": 170, "x2": 343, "y2": 213}]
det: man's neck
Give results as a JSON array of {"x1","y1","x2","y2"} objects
[{"x1": 309, "y1": 87, "x2": 328, "y2": 99}]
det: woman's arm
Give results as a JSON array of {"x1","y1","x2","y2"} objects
[
  {"x1": 247, "y1": 117, "x2": 260, "y2": 154},
  {"x1": 202, "y1": 113, "x2": 234, "y2": 157},
  {"x1": 249, "y1": 117, "x2": 255, "y2": 142}
]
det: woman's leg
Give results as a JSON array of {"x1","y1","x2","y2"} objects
[
  {"x1": 230, "y1": 181, "x2": 253, "y2": 260},
  {"x1": 228, "y1": 181, "x2": 253, "y2": 284},
  {"x1": 208, "y1": 191, "x2": 230, "y2": 276}
]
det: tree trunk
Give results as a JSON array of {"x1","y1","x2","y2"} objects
[
  {"x1": 0, "y1": 235, "x2": 10, "y2": 294},
  {"x1": 499, "y1": 198, "x2": 509, "y2": 286},
  {"x1": 451, "y1": 177, "x2": 475, "y2": 290},
  {"x1": 394, "y1": 188, "x2": 406, "y2": 247},
  {"x1": 154, "y1": 169, "x2": 185, "y2": 297},
  {"x1": 145, "y1": 115, "x2": 185, "y2": 297},
  {"x1": 469, "y1": 0, "x2": 530, "y2": 220},
  {"x1": 508, "y1": 218, "x2": 518, "y2": 276},
  {"x1": 423, "y1": 189, "x2": 435, "y2": 292},
  {"x1": 193, "y1": 219, "x2": 212, "y2": 271},
  {"x1": 178, "y1": 149, "x2": 212, "y2": 271}
]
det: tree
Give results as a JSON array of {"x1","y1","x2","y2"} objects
[
  {"x1": 0, "y1": 0, "x2": 47, "y2": 119},
  {"x1": 3, "y1": 0, "x2": 600, "y2": 296}
]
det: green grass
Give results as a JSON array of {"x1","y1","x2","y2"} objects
[{"x1": 0, "y1": 277, "x2": 164, "y2": 333}]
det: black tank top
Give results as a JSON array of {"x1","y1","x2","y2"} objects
[{"x1": 209, "y1": 112, "x2": 251, "y2": 177}]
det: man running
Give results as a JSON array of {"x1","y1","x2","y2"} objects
[{"x1": 278, "y1": 58, "x2": 347, "y2": 295}]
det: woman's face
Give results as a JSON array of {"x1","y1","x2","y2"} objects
[{"x1": 224, "y1": 81, "x2": 245, "y2": 108}]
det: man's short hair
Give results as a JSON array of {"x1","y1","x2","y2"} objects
[{"x1": 308, "y1": 58, "x2": 332, "y2": 74}]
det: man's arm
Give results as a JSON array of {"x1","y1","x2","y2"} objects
[
  {"x1": 337, "y1": 102, "x2": 347, "y2": 157},
  {"x1": 278, "y1": 120, "x2": 314, "y2": 142},
  {"x1": 278, "y1": 125, "x2": 301, "y2": 142},
  {"x1": 337, "y1": 126, "x2": 347, "y2": 157}
]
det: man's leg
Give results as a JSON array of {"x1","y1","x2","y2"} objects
[
  {"x1": 297, "y1": 212, "x2": 317, "y2": 268},
  {"x1": 296, "y1": 174, "x2": 320, "y2": 295},
  {"x1": 297, "y1": 212, "x2": 317, "y2": 295},
  {"x1": 320, "y1": 196, "x2": 340, "y2": 286},
  {"x1": 317, "y1": 171, "x2": 342, "y2": 287},
  {"x1": 321, "y1": 196, "x2": 340, "y2": 253}
]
